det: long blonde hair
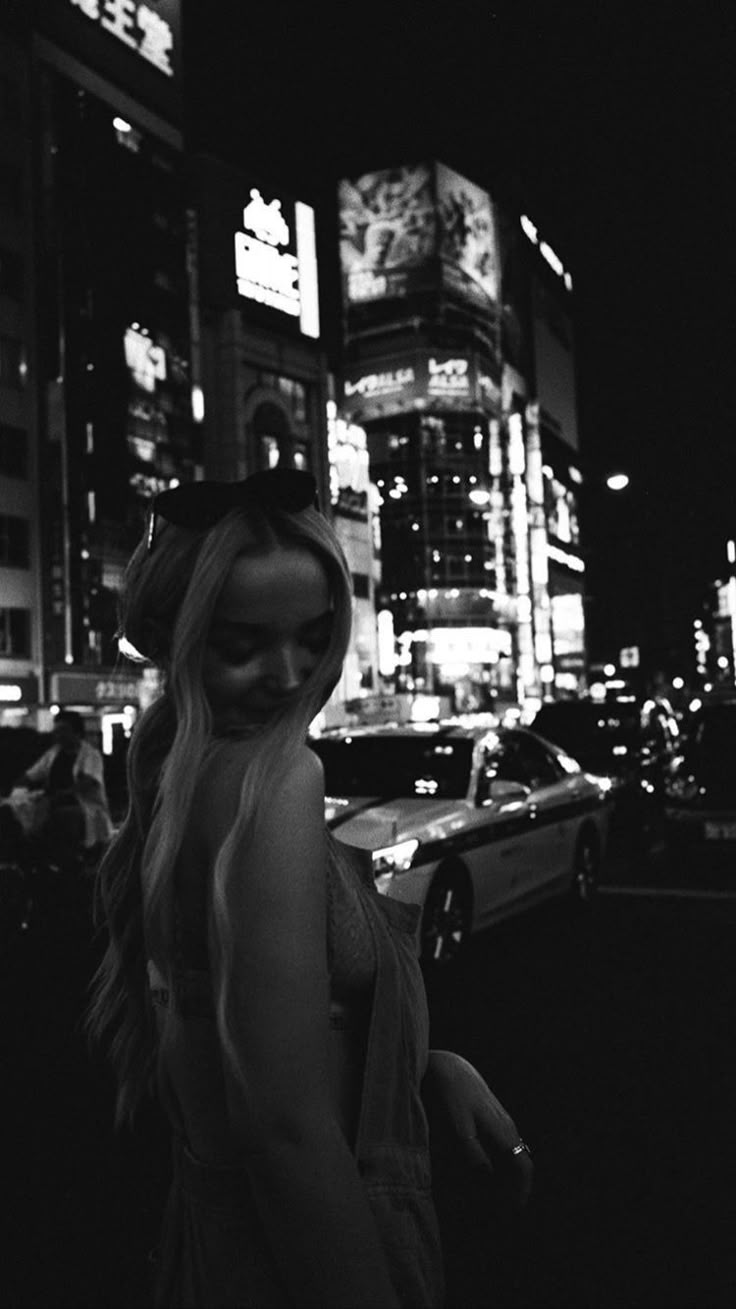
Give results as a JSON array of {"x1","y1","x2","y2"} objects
[{"x1": 87, "y1": 501, "x2": 353, "y2": 1127}]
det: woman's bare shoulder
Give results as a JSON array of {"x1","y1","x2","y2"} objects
[{"x1": 193, "y1": 737, "x2": 323, "y2": 845}]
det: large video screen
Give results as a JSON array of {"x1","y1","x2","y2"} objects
[
  {"x1": 339, "y1": 162, "x2": 499, "y2": 312},
  {"x1": 338, "y1": 163, "x2": 437, "y2": 304},
  {"x1": 436, "y1": 163, "x2": 499, "y2": 307}
]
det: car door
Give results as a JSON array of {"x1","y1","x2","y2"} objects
[
  {"x1": 469, "y1": 741, "x2": 533, "y2": 926},
  {"x1": 495, "y1": 731, "x2": 570, "y2": 892}
]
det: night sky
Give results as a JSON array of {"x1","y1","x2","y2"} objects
[{"x1": 184, "y1": 1, "x2": 736, "y2": 678}]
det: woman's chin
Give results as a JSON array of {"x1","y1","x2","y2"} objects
[{"x1": 212, "y1": 706, "x2": 268, "y2": 733}]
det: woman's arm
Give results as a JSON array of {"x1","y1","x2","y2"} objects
[
  {"x1": 205, "y1": 744, "x2": 400, "y2": 1309},
  {"x1": 422, "y1": 1049, "x2": 533, "y2": 1210}
]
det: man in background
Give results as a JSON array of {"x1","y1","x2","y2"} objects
[{"x1": 16, "y1": 710, "x2": 113, "y2": 865}]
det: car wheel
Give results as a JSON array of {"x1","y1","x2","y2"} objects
[
  {"x1": 420, "y1": 864, "x2": 472, "y2": 968},
  {"x1": 572, "y1": 827, "x2": 599, "y2": 904}
]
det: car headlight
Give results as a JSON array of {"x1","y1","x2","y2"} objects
[{"x1": 372, "y1": 838, "x2": 419, "y2": 878}]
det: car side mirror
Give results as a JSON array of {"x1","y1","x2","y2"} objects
[{"x1": 476, "y1": 774, "x2": 530, "y2": 806}]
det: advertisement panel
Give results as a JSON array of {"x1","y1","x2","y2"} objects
[
  {"x1": 50, "y1": 671, "x2": 143, "y2": 705},
  {"x1": 326, "y1": 401, "x2": 370, "y2": 522},
  {"x1": 36, "y1": 0, "x2": 183, "y2": 122},
  {"x1": 343, "y1": 350, "x2": 483, "y2": 422},
  {"x1": 436, "y1": 162, "x2": 499, "y2": 307},
  {"x1": 338, "y1": 164, "x2": 437, "y2": 305},
  {"x1": 195, "y1": 157, "x2": 319, "y2": 339}
]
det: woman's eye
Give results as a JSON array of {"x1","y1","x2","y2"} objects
[
  {"x1": 212, "y1": 641, "x2": 257, "y2": 664},
  {"x1": 300, "y1": 624, "x2": 332, "y2": 654}
]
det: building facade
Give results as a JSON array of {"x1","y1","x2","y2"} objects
[
  {"x1": 0, "y1": 0, "x2": 195, "y2": 748},
  {"x1": 337, "y1": 159, "x2": 586, "y2": 713}
]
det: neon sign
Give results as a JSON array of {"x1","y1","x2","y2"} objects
[
  {"x1": 124, "y1": 326, "x2": 166, "y2": 392},
  {"x1": 427, "y1": 356, "x2": 470, "y2": 398},
  {"x1": 344, "y1": 367, "x2": 415, "y2": 400},
  {"x1": 520, "y1": 214, "x2": 573, "y2": 292},
  {"x1": 67, "y1": 0, "x2": 177, "y2": 78},
  {"x1": 546, "y1": 542, "x2": 585, "y2": 573},
  {"x1": 234, "y1": 189, "x2": 319, "y2": 338}
]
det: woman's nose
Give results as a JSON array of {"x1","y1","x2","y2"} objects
[{"x1": 265, "y1": 643, "x2": 307, "y2": 691}]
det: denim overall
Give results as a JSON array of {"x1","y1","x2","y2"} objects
[{"x1": 148, "y1": 845, "x2": 445, "y2": 1309}]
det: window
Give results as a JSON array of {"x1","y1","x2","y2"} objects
[
  {"x1": 259, "y1": 373, "x2": 308, "y2": 424},
  {"x1": 352, "y1": 572, "x2": 370, "y2": 599},
  {"x1": 292, "y1": 441, "x2": 309, "y2": 470},
  {"x1": 0, "y1": 607, "x2": 30, "y2": 657},
  {"x1": 486, "y1": 732, "x2": 562, "y2": 790},
  {"x1": 0, "y1": 248, "x2": 23, "y2": 300},
  {"x1": 311, "y1": 733, "x2": 474, "y2": 800},
  {"x1": 0, "y1": 514, "x2": 30, "y2": 567},
  {"x1": 0, "y1": 336, "x2": 26, "y2": 388},
  {"x1": 0, "y1": 424, "x2": 27, "y2": 478},
  {"x1": 259, "y1": 435, "x2": 281, "y2": 469}
]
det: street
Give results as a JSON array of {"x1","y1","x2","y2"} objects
[{"x1": 2, "y1": 848, "x2": 736, "y2": 1309}]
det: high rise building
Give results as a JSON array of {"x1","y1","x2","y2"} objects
[
  {"x1": 337, "y1": 160, "x2": 587, "y2": 712},
  {"x1": 515, "y1": 211, "x2": 585, "y2": 696},
  {"x1": 0, "y1": 0, "x2": 195, "y2": 743}
]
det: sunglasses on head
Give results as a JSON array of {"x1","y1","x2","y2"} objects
[{"x1": 146, "y1": 468, "x2": 320, "y2": 553}]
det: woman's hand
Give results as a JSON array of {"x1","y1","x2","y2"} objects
[{"x1": 422, "y1": 1049, "x2": 533, "y2": 1211}]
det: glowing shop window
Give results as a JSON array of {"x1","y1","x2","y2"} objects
[{"x1": 260, "y1": 436, "x2": 281, "y2": 469}]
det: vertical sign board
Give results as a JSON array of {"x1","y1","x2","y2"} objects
[
  {"x1": 193, "y1": 157, "x2": 319, "y2": 340},
  {"x1": 233, "y1": 188, "x2": 320, "y2": 339}
]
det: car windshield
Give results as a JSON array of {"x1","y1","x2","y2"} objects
[
  {"x1": 310, "y1": 733, "x2": 475, "y2": 799},
  {"x1": 532, "y1": 702, "x2": 639, "y2": 770}
]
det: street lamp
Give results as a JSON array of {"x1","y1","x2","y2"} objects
[{"x1": 605, "y1": 472, "x2": 630, "y2": 492}]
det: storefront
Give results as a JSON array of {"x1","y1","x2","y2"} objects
[
  {"x1": 48, "y1": 668, "x2": 160, "y2": 752},
  {"x1": 0, "y1": 675, "x2": 41, "y2": 727}
]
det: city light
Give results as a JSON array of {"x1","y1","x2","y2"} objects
[
  {"x1": 191, "y1": 385, "x2": 205, "y2": 422},
  {"x1": 606, "y1": 473, "x2": 630, "y2": 491}
]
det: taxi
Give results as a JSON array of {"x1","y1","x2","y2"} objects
[{"x1": 310, "y1": 720, "x2": 613, "y2": 966}]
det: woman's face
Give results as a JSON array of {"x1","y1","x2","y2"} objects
[{"x1": 202, "y1": 545, "x2": 333, "y2": 727}]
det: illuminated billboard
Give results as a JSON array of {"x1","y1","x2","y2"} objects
[
  {"x1": 326, "y1": 401, "x2": 370, "y2": 521},
  {"x1": 339, "y1": 161, "x2": 499, "y2": 311},
  {"x1": 436, "y1": 163, "x2": 499, "y2": 306},
  {"x1": 194, "y1": 157, "x2": 320, "y2": 340},
  {"x1": 343, "y1": 349, "x2": 495, "y2": 421},
  {"x1": 37, "y1": 0, "x2": 182, "y2": 120},
  {"x1": 338, "y1": 164, "x2": 436, "y2": 304},
  {"x1": 234, "y1": 188, "x2": 319, "y2": 337}
]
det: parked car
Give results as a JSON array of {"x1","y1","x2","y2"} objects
[
  {"x1": 531, "y1": 695, "x2": 680, "y2": 855},
  {"x1": 310, "y1": 720, "x2": 612, "y2": 966},
  {"x1": 663, "y1": 696, "x2": 736, "y2": 875}
]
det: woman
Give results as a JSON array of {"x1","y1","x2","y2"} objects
[{"x1": 87, "y1": 468, "x2": 531, "y2": 1309}]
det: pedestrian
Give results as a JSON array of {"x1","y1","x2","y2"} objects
[
  {"x1": 14, "y1": 709, "x2": 113, "y2": 865},
  {"x1": 87, "y1": 467, "x2": 531, "y2": 1308}
]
